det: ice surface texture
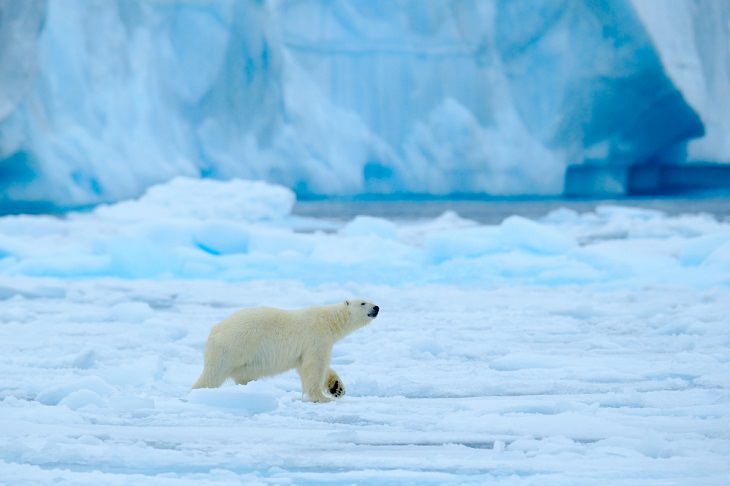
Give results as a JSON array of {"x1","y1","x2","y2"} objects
[
  {"x1": 0, "y1": 0, "x2": 725, "y2": 211},
  {"x1": 1, "y1": 280, "x2": 729, "y2": 484}
]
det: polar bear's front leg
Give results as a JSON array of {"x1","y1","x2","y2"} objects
[
  {"x1": 298, "y1": 352, "x2": 331, "y2": 403},
  {"x1": 326, "y1": 368, "x2": 345, "y2": 398}
]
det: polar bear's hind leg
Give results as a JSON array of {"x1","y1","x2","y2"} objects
[
  {"x1": 230, "y1": 365, "x2": 256, "y2": 386},
  {"x1": 192, "y1": 363, "x2": 228, "y2": 389},
  {"x1": 192, "y1": 339, "x2": 235, "y2": 389}
]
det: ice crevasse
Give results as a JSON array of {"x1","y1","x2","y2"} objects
[{"x1": 0, "y1": 0, "x2": 727, "y2": 212}]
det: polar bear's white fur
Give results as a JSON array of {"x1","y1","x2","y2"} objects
[{"x1": 192, "y1": 299, "x2": 379, "y2": 402}]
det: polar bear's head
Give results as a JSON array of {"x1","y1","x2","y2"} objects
[{"x1": 345, "y1": 299, "x2": 379, "y2": 326}]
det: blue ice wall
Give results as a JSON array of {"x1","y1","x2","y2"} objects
[
  {"x1": 0, "y1": 0, "x2": 720, "y2": 212},
  {"x1": 495, "y1": 0, "x2": 704, "y2": 166}
]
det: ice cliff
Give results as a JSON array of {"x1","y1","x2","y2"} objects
[{"x1": 0, "y1": 0, "x2": 726, "y2": 212}]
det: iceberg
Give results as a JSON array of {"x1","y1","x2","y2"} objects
[{"x1": 0, "y1": 0, "x2": 726, "y2": 212}]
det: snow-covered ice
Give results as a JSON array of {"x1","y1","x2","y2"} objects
[
  {"x1": 1, "y1": 178, "x2": 729, "y2": 483},
  {"x1": 2, "y1": 280, "x2": 729, "y2": 484}
]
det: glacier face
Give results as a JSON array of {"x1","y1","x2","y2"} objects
[
  {"x1": 495, "y1": 0, "x2": 704, "y2": 166},
  {"x1": 632, "y1": 0, "x2": 730, "y2": 163},
  {"x1": 0, "y1": 0, "x2": 724, "y2": 212},
  {"x1": 0, "y1": 1, "x2": 45, "y2": 120}
]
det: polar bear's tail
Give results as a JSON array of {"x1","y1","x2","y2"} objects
[
  {"x1": 192, "y1": 367, "x2": 226, "y2": 389},
  {"x1": 191, "y1": 367, "x2": 210, "y2": 388}
]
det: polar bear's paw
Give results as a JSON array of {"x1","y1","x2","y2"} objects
[
  {"x1": 329, "y1": 379, "x2": 345, "y2": 398},
  {"x1": 325, "y1": 369, "x2": 346, "y2": 398},
  {"x1": 327, "y1": 377, "x2": 345, "y2": 398}
]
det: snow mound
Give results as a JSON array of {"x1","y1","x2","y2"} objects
[
  {"x1": 94, "y1": 177, "x2": 295, "y2": 222},
  {"x1": 36, "y1": 376, "x2": 116, "y2": 407},
  {"x1": 341, "y1": 216, "x2": 398, "y2": 239}
]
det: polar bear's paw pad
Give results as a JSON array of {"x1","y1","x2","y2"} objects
[{"x1": 328, "y1": 379, "x2": 345, "y2": 398}]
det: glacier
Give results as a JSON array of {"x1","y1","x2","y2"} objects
[{"x1": 0, "y1": 0, "x2": 727, "y2": 212}]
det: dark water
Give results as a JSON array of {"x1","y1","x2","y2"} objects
[{"x1": 294, "y1": 196, "x2": 730, "y2": 224}]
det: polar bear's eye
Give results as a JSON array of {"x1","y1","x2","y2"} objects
[{"x1": 360, "y1": 302, "x2": 365, "y2": 306}]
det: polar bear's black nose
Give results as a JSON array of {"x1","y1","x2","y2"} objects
[{"x1": 369, "y1": 306, "x2": 379, "y2": 317}]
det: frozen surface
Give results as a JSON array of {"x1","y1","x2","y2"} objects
[
  {"x1": 1, "y1": 0, "x2": 726, "y2": 211},
  {"x1": 0, "y1": 177, "x2": 729, "y2": 483},
  {"x1": 1, "y1": 280, "x2": 729, "y2": 484}
]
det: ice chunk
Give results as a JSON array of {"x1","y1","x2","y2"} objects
[
  {"x1": 36, "y1": 376, "x2": 116, "y2": 406},
  {"x1": 107, "y1": 301, "x2": 154, "y2": 322},
  {"x1": 341, "y1": 216, "x2": 398, "y2": 239},
  {"x1": 424, "y1": 215, "x2": 574, "y2": 264},
  {"x1": 188, "y1": 387, "x2": 278, "y2": 414},
  {"x1": 58, "y1": 389, "x2": 105, "y2": 410},
  {"x1": 193, "y1": 222, "x2": 250, "y2": 255},
  {"x1": 94, "y1": 177, "x2": 295, "y2": 222},
  {"x1": 680, "y1": 233, "x2": 730, "y2": 266},
  {"x1": 424, "y1": 226, "x2": 500, "y2": 264},
  {"x1": 499, "y1": 216, "x2": 575, "y2": 254},
  {"x1": 704, "y1": 240, "x2": 730, "y2": 271},
  {"x1": 71, "y1": 349, "x2": 97, "y2": 369}
]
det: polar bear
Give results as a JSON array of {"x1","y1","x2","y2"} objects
[{"x1": 192, "y1": 299, "x2": 379, "y2": 402}]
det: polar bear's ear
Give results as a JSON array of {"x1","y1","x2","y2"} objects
[{"x1": 345, "y1": 300, "x2": 350, "y2": 306}]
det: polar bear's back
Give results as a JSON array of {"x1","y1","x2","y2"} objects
[
  {"x1": 205, "y1": 306, "x2": 315, "y2": 376},
  {"x1": 209, "y1": 307, "x2": 309, "y2": 347}
]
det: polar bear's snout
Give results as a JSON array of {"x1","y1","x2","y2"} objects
[{"x1": 368, "y1": 305, "x2": 380, "y2": 318}]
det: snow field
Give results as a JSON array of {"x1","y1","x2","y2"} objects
[
  {"x1": 1, "y1": 177, "x2": 729, "y2": 483},
  {"x1": 1, "y1": 279, "x2": 729, "y2": 484}
]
